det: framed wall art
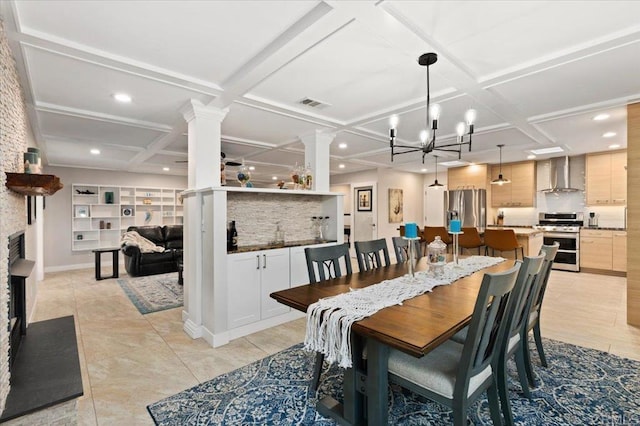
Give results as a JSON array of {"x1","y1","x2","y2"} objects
[
  {"x1": 388, "y1": 188, "x2": 403, "y2": 223},
  {"x1": 357, "y1": 188, "x2": 372, "y2": 212}
]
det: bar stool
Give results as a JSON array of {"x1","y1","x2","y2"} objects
[
  {"x1": 459, "y1": 227, "x2": 484, "y2": 255},
  {"x1": 423, "y1": 226, "x2": 452, "y2": 253},
  {"x1": 484, "y1": 229, "x2": 524, "y2": 259}
]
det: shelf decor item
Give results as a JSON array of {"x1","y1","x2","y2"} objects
[
  {"x1": 75, "y1": 205, "x2": 89, "y2": 218},
  {"x1": 105, "y1": 191, "x2": 114, "y2": 204},
  {"x1": 236, "y1": 163, "x2": 251, "y2": 187},
  {"x1": 143, "y1": 198, "x2": 152, "y2": 205},
  {"x1": 23, "y1": 152, "x2": 40, "y2": 174},
  {"x1": 122, "y1": 208, "x2": 133, "y2": 217}
]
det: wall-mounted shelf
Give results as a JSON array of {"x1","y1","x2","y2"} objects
[
  {"x1": 5, "y1": 173, "x2": 63, "y2": 196},
  {"x1": 72, "y1": 183, "x2": 184, "y2": 251}
]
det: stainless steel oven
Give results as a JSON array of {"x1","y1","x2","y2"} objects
[
  {"x1": 541, "y1": 231, "x2": 579, "y2": 271},
  {"x1": 536, "y1": 212, "x2": 583, "y2": 272}
]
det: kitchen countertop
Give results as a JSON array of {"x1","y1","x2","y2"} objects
[
  {"x1": 486, "y1": 226, "x2": 543, "y2": 236},
  {"x1": 581, "y1": 226, "x2": 627, "y2": 231},
  {"x1": 228, "y1": 239, "x2": 337, "y2": 254}
]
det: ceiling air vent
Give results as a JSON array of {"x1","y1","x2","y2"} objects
[{"x1": 298, "y1": 97, "x2": 330, "y2": 109}]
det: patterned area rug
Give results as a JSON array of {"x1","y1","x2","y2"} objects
[
  {"x1": 117, "y1": 272, "x2": 182, "y2": 314},
  {"x1": 147, "y1": 338, "x2": 640, "y2": 425}
]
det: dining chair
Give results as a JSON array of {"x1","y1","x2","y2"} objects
[
  {"x1": 458, "y1": 227, "x2": 484, "y2": 255},
  {"x1": 423, "y1": 226, "x2": 452, "y2": 252},
  {"x1": 521, "y1": 242, "x2": 560, "y2": 387},
  {"x1": 387, "y1": 263, "x2": 521, "y2": 426},
  {"x1": 304, "y1": 243, "x2": 352, "y2": 391},
  {"x1": 355, "y1": 238, "x2": 391, "y2": 272},
  {"x1": 391, "y1": 236, "x2": 422, "y2": 263},
  {"x1": 484, "y1": 229, "x2": 524, "y2": 260},
  {"x1": 497, "y1": 254, "x2": 545, "y2": 426},
  {"x1": 448, "y1": 255, "x2": 545, "y2": 424}
]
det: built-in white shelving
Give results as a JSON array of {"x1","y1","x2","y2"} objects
[{"x1": 71, "y1": 184, "x2": 184, "y2": 251}]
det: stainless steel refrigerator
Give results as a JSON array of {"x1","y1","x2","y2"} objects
[{"x1": 444, "y1": 189, "x2": 487, "y2": 231}]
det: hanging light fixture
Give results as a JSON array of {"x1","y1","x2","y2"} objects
[
  {"x1": 389, "y1": 52, "x2": 476, "y2": 163},
  {"x1": 491, "y1": 144, "x2": 511, "y2": 185},
  {"x1": 428, "y1": 155, "x2": 444, "y2": 187}
]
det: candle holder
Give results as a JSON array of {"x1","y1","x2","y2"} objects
[
  {"x1": 448, "y1": 231, "x2": 464, "y2": 266},
  {"x1": 403, "y1": 236, "x2": 420, "y2": 277}
]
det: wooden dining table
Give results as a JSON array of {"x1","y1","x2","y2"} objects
[{"x1": 270, "y1": 256, "x2": 516, "y2": 426}]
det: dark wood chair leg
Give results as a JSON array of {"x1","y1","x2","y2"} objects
[
  {"x1": 498, "y1": 355, "x2": 514, "y2": 426},
  {"x1": 522, "y1": 336, "x2": 537, "y2": 388},
  {"x1": 486, "y1": 381, "x2": 504, "y2": 426},
  {"x1": 533, "y1": 322, "x2": 548, "y2": 367},
  {"x1": 311, "y1": 352, "x2": 324, "y2": 391},
  {"x1": 515, "y1": 347, "x2": 532, "y2": 399}
]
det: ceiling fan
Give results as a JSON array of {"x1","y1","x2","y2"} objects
[{"x1": 175, "y1": 152, "x2": 242, "y2": 166}]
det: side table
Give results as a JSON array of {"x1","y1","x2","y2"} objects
[
  {"x1": 177, "y1": 259, "x2": 184, "y2": 286},
  {"x1": 92, "y1": 248, "x2": 120, "y2": 281}
]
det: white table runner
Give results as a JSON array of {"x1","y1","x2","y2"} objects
[{"x1": 304, "y1": 255, "x2": 505, "y2": 368}]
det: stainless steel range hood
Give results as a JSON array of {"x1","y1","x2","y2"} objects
[{"x1": 539, "y1": 155, "x2": 585, "y2": 193}]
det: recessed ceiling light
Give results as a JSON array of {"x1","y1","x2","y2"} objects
[
  {"x1": 530, "y1": 147, "x2": 564, "y2": 155},
  {"x1": 439, "y1": 160, "x2": 469, "y2": 167},
  {"x1": 163, "y1": 167, "x2": 170, "y2": 171},
  {"x1": 603, "y1": 132, "x2": 617, "y2": 138},
  {"x1": 272, "y1": 176, "x2": 278, "y2": 180},
  {"x1": 338, "y1": 164, "x2": 345, "y2": 169},
  {"x1": 609, "y1": 144, "x2": 621, "y2": 149},
  {"x1": 527, "y1": 154, "x2": 536, "y2": 159},
  {"x1": 90, "y1": 149, "x2": 100, "y2": 155},
  {"x1": 338, "y1": 143, "x2": 348, "y2": 149},
  {"x1": 420, "y1": 168, "x2": 427, "y2": 172},
  {"x1": 249, "y1": 166, "x2": 255, "y2": 171},
  {"x1": 112, "y1": 92, "x2": 132, "y2": 103},
  {"x1": 593, "y1": 113, "x2": 610, "y2": 121}
]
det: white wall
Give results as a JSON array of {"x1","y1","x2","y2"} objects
[
  {"x1": 331, "y1": 168, "x2": 425, "y2": 244},
  {"x1": 43, "y1": 166, "x2": 187, "y2": 271}
]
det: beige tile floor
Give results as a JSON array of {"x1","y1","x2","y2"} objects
[{"x1": 31, "y1": 267, "x2": 640, "y2": 425}]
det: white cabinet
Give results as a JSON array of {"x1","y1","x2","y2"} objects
[
  {"x1": 72, "y1": 183, "x2": 184, "y2": 251},
  {"x1": 290, "y1": 242, "x2": 338, "y2": 288},
  {"x1": 289, "y1": 246, "x2": 310, "y2": 288},
  {"x1": 228, "y1": 248, "x2": 290, "y2": 329},
  {"x1": 260, "y1": 249, "x2": 291, "y2": 319},
  {"x1": 227, "y1": 252, "x2": 261, "y2": 328}
]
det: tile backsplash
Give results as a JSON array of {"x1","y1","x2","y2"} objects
[
  {"x1": 499, "y1": 191, "x2": 626, "y2": 228},
  {"x1": 227, "y1": 192, "x2": 330, "y2": 246}
]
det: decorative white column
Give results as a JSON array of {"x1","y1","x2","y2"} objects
[
  {"x1": 180, "y1": 100, "x2": 228, "y2": 339},
  {"x1": 300, "y1": 130, "x2": 335, "y2": 192}
]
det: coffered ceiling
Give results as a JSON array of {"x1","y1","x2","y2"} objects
[{"x1": 2, "y1": 0, "x2": 639, "y2": 185}]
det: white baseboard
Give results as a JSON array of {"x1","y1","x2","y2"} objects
[
  {"x1": 227, "y1": 311, "x2": 304, "y2": 341},
  {"x1": 183, "y1": 318, "x2": 202, "y2": 339},
  {"x1": 201, "y1": 326, "x2": 230, "y2": 348}
]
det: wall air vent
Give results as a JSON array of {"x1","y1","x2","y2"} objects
[{"x1": 298, "y1": 97, "x2": 331, "y2": 109}]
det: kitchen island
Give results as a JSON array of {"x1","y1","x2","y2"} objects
[{"x1": 485, "y1": 226, "x2": 544, "y2": 258}]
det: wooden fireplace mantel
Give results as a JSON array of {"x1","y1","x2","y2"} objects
[{"x1": 5, "y1": 172, "x2": 63, "y2": 196}]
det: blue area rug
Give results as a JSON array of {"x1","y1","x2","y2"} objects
[
  {"x1": 147, "y1": 338, "x2": 640, "y2": 425},
  {"x1": 117, "y1": 272, "x2": 182, "y2": 314}
]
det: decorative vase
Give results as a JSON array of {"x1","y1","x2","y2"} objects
[{"x1": 236, "y1": 164, "x2": 251, "y2": 187}]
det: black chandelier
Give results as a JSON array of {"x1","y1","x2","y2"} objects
[{"x1": 389, "y1": 52, "x2": 476, "y2": 163}]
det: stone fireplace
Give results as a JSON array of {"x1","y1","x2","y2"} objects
[{"x1": 8, "y1": 231, "x2": 32, "y2": 369}]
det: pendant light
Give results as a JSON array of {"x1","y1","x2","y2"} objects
[
  {"x1": 429, "y1": 155, "x2": 444, "y2": 187},
  {"x1": 491, "y1": 144, "x2": 511, "y2": 185}
]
